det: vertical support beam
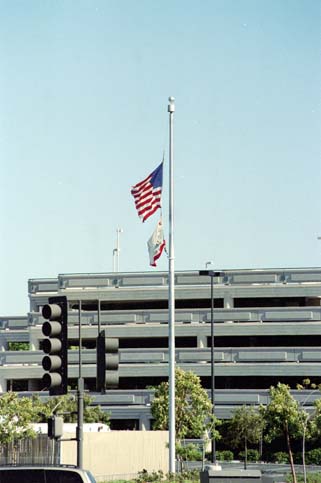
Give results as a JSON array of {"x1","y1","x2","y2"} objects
[
  {"x1": 0, "y1": 376, "x2": 7, "y2": 392},
  {"x1": 139, "y1": 414, "x2": 151, "y2": 431},
  {"x1": 224, "y1": 295, "x2": 233, "y2": 309},
  {"x1": 29, "y1": 330, "x2": 39, "y2": 351},
  {"x1": 197, "y1": 335, "x2": 207, "y2": 349}
]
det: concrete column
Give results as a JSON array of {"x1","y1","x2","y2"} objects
[
  {"x1": 0, "y1": 336, "x2": 7, "y2": 352},
  {"x1": 0, "y1": 375, "x2": 7, "y2": 392},
  {"x1": 197, "y1": 335, "x2": 208, "y2": 349},
  {"x1": 224, "y1": 295, "x2": 234, "y2": 309},
  {"x1": 29, "y1": 331, "x2": 40, "y2": 351},
  {"x1": 139, "y1": 414, "x2": 151, "y2": 431}
]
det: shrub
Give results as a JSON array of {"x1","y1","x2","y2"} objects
[
  {"x1": 286, "y1": 473, "x2": 321, "y2": 483},
  {"x1": 167, "y1": 469, "x2": 199, "y2": 482},
  {"x1": 238, "y1": 449, "x2": 259, "y2": 462},
  {"x1": 176, "y1": 443, "x2": 202, "y2": 461},
  {"x1": 306, "y1": 448, "x2": 321, "y2": 465},
  {"x1": 136, "y1": 469, "x2": 164, "y2": 483},
  {"x1": 272, "y1": 451, "x2": 289, "y2": 464},
  {"x1": 216, "y1": 450, "x2": 234, "y2": 461}
]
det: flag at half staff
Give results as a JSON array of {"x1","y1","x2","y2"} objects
[
  {"x1": 131, "y1": 162, "x2": 163, "y2": 222},
  {"x1": 148, "y1": 219, "x2": 166, "y2": 267}
]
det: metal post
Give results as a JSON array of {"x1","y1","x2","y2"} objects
[
  {"x1": 117, "y1": 228, "x2": 123, "y2": 272},
  {"x1": 77, "y1": 300, "x2": 84, "y2": 469},
  {"x1": 98, "y1": 299, "x2": 101, "y2": 334},
  {"x1": 113, "y1": 228, "x2": 123, "y2": 272},
  {"x1": 168, "y1": 96, "x2": 176, "y2": 474},
  {"x1": 210, "y1": 273, "x2": 216, "y2": 464},
  {"x1": 199, "y1": 270, "x2": 223, "y2": 466}
]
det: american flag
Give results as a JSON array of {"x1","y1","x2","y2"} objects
[
  {"x1": 131, "y1": 162, "x2": 163, "y2": 222},
  {"x1": 147, "y1": 219, "x2": 166, "y2": 267}
]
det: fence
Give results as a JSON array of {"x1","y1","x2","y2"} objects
[{"x1": 0, "y1": 435, "x2": 60, "y2": 465}]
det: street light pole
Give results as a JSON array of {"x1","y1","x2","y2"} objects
[
  {"x1": 113, "y1": 228, "x2": 123, "y2": 272},
  {"x1": 210, "y1": 272, "x2": 216, "y2": 464},
  {"x1": 199, "y1": 270, "x2": 223, "y2": 465}
]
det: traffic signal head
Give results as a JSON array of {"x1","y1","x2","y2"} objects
[
  {"x1": 41, "y1": 296, "x2": 68, "y2": 396},
  {"x1": 96, "y1": 330, "x2": 119, "y2": 392},
  {"x1": 48, "y1": 415, "x2": 64, "y2": 439}
]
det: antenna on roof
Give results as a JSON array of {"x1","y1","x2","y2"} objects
[{"x1": 113, "y1": 228, "x2": 123, "y2": 272}]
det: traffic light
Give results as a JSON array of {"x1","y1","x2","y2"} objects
[
  {"x1": 96, "y1": 330, "x2": 119, "y2": 392},
  {"x1": 41, "y1": 295, "x2": 68, "y2": 396}
]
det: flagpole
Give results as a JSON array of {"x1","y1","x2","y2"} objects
[{"x1": 168, "y1": 96, "x2": 176, "y2": 474}]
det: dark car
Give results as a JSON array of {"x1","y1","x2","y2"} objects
[{"x1": 0, "y1": 465, "x2": 96, "y2": 483}]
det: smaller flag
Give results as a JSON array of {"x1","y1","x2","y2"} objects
[
  {"x1": 131, "y1": 162, "x2": 163, "y2": 222},
  {"x1": 147, "y1": 219, "x2": 166, "y2": 267}
]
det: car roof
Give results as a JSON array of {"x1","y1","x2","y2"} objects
[
  {"x1": 0, "y1": 466, "x2": 96, "y2": 482},
  {"x1": 0, "y1": 465, "x2": 90, "y2": 473}
]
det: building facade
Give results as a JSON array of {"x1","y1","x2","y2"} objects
[{"x1": 1, "y1": 267, "x2": 321, "y2": 429}]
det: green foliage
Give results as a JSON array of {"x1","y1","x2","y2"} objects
[
  {"x1": 151, "y1": 368, "x2": 220, "y2": 440},
  {"x1": 272, "y1": 451, "x2": 289, "y2": 463},
  {"x1": 1, "y1": 392, "x2": 112, "y2": 446},
  {"x1": 229, "y1": 405, "x2": 263, "y2": 446},
  {"x1": 228, "y1": 405, "x2": 263, "y2": 468},
  {"x1": 286, "y1": 473, "x2": 321, "y2": 483},
  {"x1": 311, "y1": 399, "x2": 321, "y2": 437},
  {"x1": 216, "y1": 450, "x2": 234, "y2": 461},
  {"x1": 305, "y1": 448, "x2": 321, "y2": 465},
  {"x1": 102, "y1": 471, "x2": 207, "y2": 483},
  {"x1": 135, "y1": 468, "x2": 200, "y2": 483},
  {"x1": 135, "y1": 469, "x2": 164, "y2": 483},
  {"x1": 261, "y1": 383, "x2": 303, "y2": 443},
  {"x1": 296, "y1": 379, "x2": 321, "y2": 391},
  {"x1": 0, "y1": 392, "x2": 109, "y2": 449},
  {"x1": 176, "y1": 443, "x2": 202, "y2": 461},
  {"x1": 8, "y1": 342, "x2": 29, "y2": 351},
  {"x1": 169, "y1": 469, "x2": 200, "y2": 483},
  {"x1": 32, "y1": 393, "x2": 110, "y2": 425},
  {"x1": 261, "y1": 383, "x2": 306, "y2": 483},
  {"x1": 0, "y1": 393, "x2": 37, "y2": 445},
  {"x1": 239, "y1": 449, "x2": 259, "y2": 462}
]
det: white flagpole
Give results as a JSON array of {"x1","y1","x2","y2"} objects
[{"x1": 168, "y1": 96, "x2": 176, "y2": 473}]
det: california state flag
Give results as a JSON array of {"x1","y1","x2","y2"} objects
[{"x1": 147, "y1": 218, "x2": 166, "y2": 267}]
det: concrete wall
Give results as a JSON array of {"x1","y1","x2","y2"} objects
[{"x1": 61, "y1": 431, "x2": 169, "y2": 481}]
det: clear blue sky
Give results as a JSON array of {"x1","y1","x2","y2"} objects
[{"x1": 1, "y1": 0, "x2": 320, "y2": 315}]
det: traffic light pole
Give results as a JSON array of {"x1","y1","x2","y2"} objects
[{"x1": 77, "y1": 301, "x2": 84, "y2": 469}]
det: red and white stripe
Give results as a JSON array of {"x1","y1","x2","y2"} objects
[{"x1": 131, "y1": 175, "x2": 162, "y2": 223}]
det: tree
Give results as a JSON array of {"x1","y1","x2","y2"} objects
[
  {"x1": 261, "y1": 383, "x2": 304, "y2": 483},
  {"x1": 0, "y1": 393, "x2": 38, "y2": 461},
  {"x1": 32, "y1": 393, "x2": 110, "y2": 425},
  {"x1": 151, "y1": 368, "x2": 220, "y2": 441},
  {"x1": 228, "y1": 405, "x2": 264, "y2": 469}
]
